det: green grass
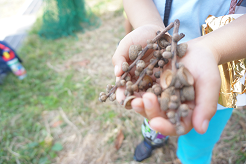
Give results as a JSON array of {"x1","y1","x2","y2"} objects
[{"x1": 0, "y1": 18, "x2": 99, "y2": 164}]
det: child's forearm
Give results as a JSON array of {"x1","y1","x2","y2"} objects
[
  {"x1": 123, "y1": 0, "x2": 164, "y2": 29},
  {"x1": 194, "y1": 14, "x2": 246, "y2": 65}
]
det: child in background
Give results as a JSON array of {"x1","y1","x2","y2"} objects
[{"x1": 114, "y1": 0, "x2": 246, "y2": 163}]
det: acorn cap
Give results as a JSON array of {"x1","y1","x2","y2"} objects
[
  {"x1": 124, "y1": 96, "x2": 136, "y2": 109},
  {"x1": 160, "y1": 69, "x2": 176, "y2": 89},
  {"x1": 157, "y1": 34, "x2": 172, "y2": 49},
  {"x1": 177, "y1": 67, "x2": 194, "y2": 86}
]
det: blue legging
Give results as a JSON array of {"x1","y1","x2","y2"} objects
[{"x1": 177, "y1": 108, "x2": 233, "y2": 164}]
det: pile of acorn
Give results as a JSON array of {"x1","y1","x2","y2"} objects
[{"x1": 99, "y1": 19, "x2": 194, "y2": 135}]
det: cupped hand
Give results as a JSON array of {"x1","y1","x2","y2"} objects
[{"x1": 112, "y1": 26, "x2": 221, "y2": 136}]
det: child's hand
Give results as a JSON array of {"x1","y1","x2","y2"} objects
[{"x1": 112, "y1": 26, "x2": 221, "y2": 136}]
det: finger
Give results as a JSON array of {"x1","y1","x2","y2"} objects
[
  {"x1": 150, "y1": 110, "x2": 193, "y2": 136},
  {"x1": 131, "y1": 98, "x2": 147, "y2": 118},
  {"x1": 192, "y1": 66, "x2": 221, "y2": 134},
  {"x1": 116, "y1": 87, "x2": 126, "y2": 104},
  {"x1": 112, "y1": 35, "x2": 133, "y2": 77},
  {"x1": 142, "y1": 93, "x2": 165, "y2": 120}
]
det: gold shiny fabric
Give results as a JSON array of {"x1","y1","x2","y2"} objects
[{"x1": 202, "y1": 15, "x2": 246, "y2": 108}]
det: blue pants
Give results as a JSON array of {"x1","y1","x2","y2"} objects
[{"x1": 177, "y1": 108, "x2": 233, "y2": 164}]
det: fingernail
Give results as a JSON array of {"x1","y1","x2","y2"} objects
[
  {"x1": 202, "y1": 119, "x2": 209, "y2": 133},
  {"x1": 143, "y1": 98, "x2": 152, "y2": 109},
  {"x1": 114, "y1": 65, "x2": 119, "y2": 75},
  {"x1": 134, "y1": 106, "x2": 144, "y2": 113}
]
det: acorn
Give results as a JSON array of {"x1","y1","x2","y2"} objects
[
  {"x1": 162, "y1": 51, "x2": 173, "y2": 59},
  {"x1": 125, "y1": 74, "x2": 131, "y2": 81},
  {"x1": 137, "y1": 60, "x2": 145, "y2": 68},
  {"x1": 153, "y1": 84, "x2": 162, "y2": 96},
  {"x1": 153, "y1": 50, "x2": 162, "y2": 58},
  {"x1": 166, "y1": 45, "x2": 171, "y2": 52},
  {"x1": 147, "y1": 43, "x2": 153, "y2": 49},
  {"x1": 169, "y1": 118, "x2": 176, "y2": 124},
  {"x1": 131, "y1": 84, "x2": 139, "y2": 92},
  {"x1": 146, "y1": 88, "x2": 154, "y2": 93},
  {"x1": 100, "y1": 94, "x2": 107, "y2": 102},
  {"x1": 180, "y1": 86, "x2": 195, "y2": 102},
  {"x1": 150, "y1": 58, "x2": 155, "y2": 63},
  {"x1": 109, "y1": 93, "x2": 116, "y2": 101},
  {"x1": 122, "y1": 62, "x2": 129, "y2": 72},
  {"x1": 139, "y1": 75, "x2": 153, "y2": 90},
  {"x1": 136, "y1": 61, "x2": 145, "y2": 72},
  {"x1": 160, "y1": 69, "x2": 176, "y2": 89},
  {"x1": 160, "y1": 92, "x2": 170, "y2": 111},
  {"x1": 120, "y1": 80, "x2": 126, "y2": 86},
  {"x1": 172, "y1": 33, "x2": 180, "y2": 42},
  {"x1": 176, "y1": 125, "x2": 185, "y2": 135},
  {"x1": 116, "y1": 80, "x2": 121, "y2": 87},
  {"x1": 164, "y1": 86, "x2": 175, "y2": 95},
  {"x1": 174, "y1": 79, "x2": 183, "y2": 89},
  {"x1": 158, "y1": 60, "x2": 165, "y2": 68},
  {"x1": 170, "y1": 95, "x2": 179, "y2": 103},
  {"x1": 168, "y1": 101, "x2": 179, "y2": 110},
  {"x1": 177, "y1": 67, "x2": 194, "y2": 86},
  {"x1": 135, "y1": 70, "x2": 140, "y2": 76},
  {"x1": 146, "y1": 69, "x2": 153, "y2": 76},
  {"x1": 129, "y1": 45, "x2": 142, "y2": 61},
  {"x1": 124, "y1": 96, "x2": 136, "y2": 109},
  {"x1": 148, "y1": 64, "x2": 155, "y2": 70},
  {"x1": 106, "y1": 85, "x2": 113, "y2": 93},
  {"x1": 177, "y1": 43, "x2": 188, "y2": 58},
  {"x1": 179, "y1": 104, "x2": 189, "y2": 117},
  {"x1": 100, "y1": 92, "x2": 106, "y2": 97},
  {"x1": 167, "y1": 111, "x2": 175, "y2": 118},
  {"x1": 152, "y1": 43, "x2": 158, "y2": 50},
  {"x1": 154, "y1": 71, "x2": 161, "y2": 78}
]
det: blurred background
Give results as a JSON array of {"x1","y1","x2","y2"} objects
[{"x1": 0, "y1": 0, "x2": 246, "y2": 163}]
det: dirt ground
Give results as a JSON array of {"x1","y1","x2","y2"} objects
[{"x1": 42, "y1": 9, "x2": 246, "y2": 164}]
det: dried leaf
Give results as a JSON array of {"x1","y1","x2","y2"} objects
[
  {"x1": 52, "y1": 120, "x2": 63, "y2": 128},
  {"x1": 74, "y1": 59, "x2": 90, "y2": 67},
  {"x1": 114, "y1": 130, "x2": 124, "y2": 150}
]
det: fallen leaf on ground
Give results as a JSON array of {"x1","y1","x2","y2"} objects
[{"x1": 114, "y1": 129, "x2": 124, "y2": 150}]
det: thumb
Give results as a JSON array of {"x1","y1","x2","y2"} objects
[{"x1": 192, "y1": 68, "x2": 221, "y2": 134}]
